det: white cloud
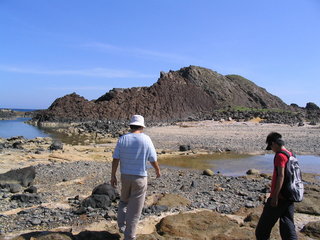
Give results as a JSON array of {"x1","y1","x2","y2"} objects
[
  {"x1": 0, "y1": 65, "x2": 154, "y2": 78},
  {"x1": 82, "y1": 42, "x2": 198, "y2": 63}
]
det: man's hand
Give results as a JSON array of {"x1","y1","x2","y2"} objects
[
  {"x1": 111, "y1": 176, "x2": 117, "y2": 188},
  {"x1": 111, "y1": 158, "x2": 120, "y2": 188},
  {"x1": 270, "y1": 197, "x2": 278, "y2": 207},
  {"x1": 150, "y1": 161, "x2": 161, "y2": 178}
]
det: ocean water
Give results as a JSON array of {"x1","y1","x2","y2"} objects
[
  {"x1": 0, "y1": 108, "x2": 39, "y2": 112},
  {"x1": 1, "y1": 113, "x2": 319, "y2": 176},
  {"x1": 0, "y1": 117, "x2": 49, "y2": 139}
]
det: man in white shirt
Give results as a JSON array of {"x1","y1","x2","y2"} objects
[{"x1": 111, "y1": 115, "x2": 161, "y2": 240}]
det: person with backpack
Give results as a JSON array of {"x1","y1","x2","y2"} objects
[{"x1": 255, "y1": 132, "x2": 300, "y2": 240}]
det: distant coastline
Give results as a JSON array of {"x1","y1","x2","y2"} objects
[
  {"x1": 0, "y1": 108, "x2": 39, "y2": 112},
  {"x1": 0, "y1": 108, "x2": 37, "y2": 121}
]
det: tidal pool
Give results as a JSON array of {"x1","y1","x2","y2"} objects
[{"x1": 159, "y1": 153, "x2": 320, "y2": 176}]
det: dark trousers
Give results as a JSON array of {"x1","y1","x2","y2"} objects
[{"x1": 255, "y1": 198, "x2": 297, "y2": 240}]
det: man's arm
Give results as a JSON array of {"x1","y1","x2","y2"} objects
[
  {"x1": 111, "y1": 158, "x2": 120, "y2": 188},
  {"x1": 271, "y1": 166, "x2": 285, "y2": 207},
  {"x1": 150, "y1": 161, "x2": 161, "y2": 178}
]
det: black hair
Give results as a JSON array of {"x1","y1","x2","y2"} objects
[
  {"x1": 266, "y1": 132, "x2": 285, "y2": 149},
  {"x1": 266, "y1": 132, "x2": 282, "y2": 143},
  {"x1": 129, "y1": 125, "x2": 143, "y2": 131},
  {"x1": 274, "y1": 138, "x2": 285, "y2": 147}
]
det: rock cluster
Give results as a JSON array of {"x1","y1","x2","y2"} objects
[
  {"x1": 0, "y1": 161, "x2": 269, "y2": 235},
  {"x1": 0, "y1": 166, "x2": 36, "y2": 188},
  {"x1": 0, "y1": 161, "x2": 318, "y2": 239},
  {"x1": 0, "y1": 136, "x2": 52, "y2": 153},
  {"x1": 79, "y1": 183, "x2": 119, "y2": 211}
]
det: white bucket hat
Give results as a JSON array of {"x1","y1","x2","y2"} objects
[{"x1": 129, "y1": 115, "x2": 146, "y2": 128}]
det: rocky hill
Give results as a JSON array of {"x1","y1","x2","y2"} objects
[{"x1": 33, "y1": 66, "x2": 289, "y2": 122}]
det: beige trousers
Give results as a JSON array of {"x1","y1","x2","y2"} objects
[{"x1": 117, "y1": 174, "x2": 147, "y2": 240}]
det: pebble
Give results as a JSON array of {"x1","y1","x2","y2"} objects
[{"x1": 30, "y1": 218, "x2": 42, "y2": 225}]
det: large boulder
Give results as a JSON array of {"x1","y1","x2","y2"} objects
[
  {"x1": 156, "y1": 210, "x2": 254, "y2": 240},
  {"x1": 0, "y1": 166, "x2": 35, "y2": 187},
  {"x1": 295, "y1": 185, "x2": 320, "y2": 215},
  {"x1": 301, "y1": 221, "x2": 320, "y2": 239},
  {"x1": 91, "y1": 183, "x2": 118, "y2": 201},
  {"x1": 80, "y1": 183, "x2": 118, "y2": 210},
  {"x1": 156, "y1": 193, "x2": 191, "y2": 208},
  {"x1": 81, "y1": 194, "x2": 112, "y2": 210}
]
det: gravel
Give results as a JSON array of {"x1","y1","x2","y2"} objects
[
  {"x1": 145, "y1": 121, "x2": 320, "y2": 154},
  {"x1": 0, "y1": 161, "x2": 271, "y2": 234}
]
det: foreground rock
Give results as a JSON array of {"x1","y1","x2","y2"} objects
[
  {"x1": 79, "y1": 183, "x2": 119, "y2": 211},
  {"x1": 10, "y1": 231, "x2": 120, "y2": 240},
  {"x1": 0, "y1": 166, "x2": 35, "y2": 187},
  {"x1": 301, "y1": 221, "x2": 320, "y2": 239},
  {"x1": 296, "y1": 184, "x2": 320, "y2": 215},
  {"x1": 156, "y1": 210, "x2": 254, "y2": 239}
]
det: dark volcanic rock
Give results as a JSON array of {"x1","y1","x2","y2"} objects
[
  {"x1": 179, "y1": 145, "x2": 191, "y2": 151},
  {"x1": 81, "y1": 194, "x2": 112, "y2": 210},
  {"x1": 12, "y1": 141, "x2": 24, "y2": 149},
  {"x1": 306, "y1": 102, "x2": 320, "y2": 111},
  {"x1": 91, "y1": 183, "x2": 118, "y2": 201},
  {"x1": 11, "y1": 193, "x2": 40, "y2": 203},
  {"x1": 24, "y1": 186, "x2": 38, "y2": 193},
  {"x1": 0, "y1": 166, "x2": 36, "y2": 187},
  {"x1": 49, "y1": 140, "x2": 63, "y2": 151},
  {"x1": 33, "y1": 66, "x2": 289, "y2": 123},
  {"x1": 80, "y1": 183, "x2": 118, "y2": 210}
]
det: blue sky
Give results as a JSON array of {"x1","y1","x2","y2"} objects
[{"x1": 1, "y1": 0, "x2": 319, "y2": 109}]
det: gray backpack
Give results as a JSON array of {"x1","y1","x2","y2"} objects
[{"x1": 276, "y1": 151, "x2": 304, "y2": 202}]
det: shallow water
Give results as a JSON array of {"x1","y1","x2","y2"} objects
[
  {"x1": 1, "y1": 117, "x2": 319, "y2": 176},
  {"x1": 159, "y1": 153, "x2": 320, "y2": 176},
  {"x1": 0, "y1": 118, "x2": 49, "y2": 139},
  {"x1": 0, "y1": 117, "x2": 95, "y2": 144}
]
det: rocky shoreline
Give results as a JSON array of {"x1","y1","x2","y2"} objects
[
  {"x1": 1, "y1": 160, "x2": 319, "y2": 240},
  {"x1": 26, "y1": 117, "x2": 320, "y2": 155},
  {"x1": 0, "y1": 109, "x2": 34, "y2": 121},
  {"x1": 0, "y1": 131, "x2": 319, "y2": 239}
]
